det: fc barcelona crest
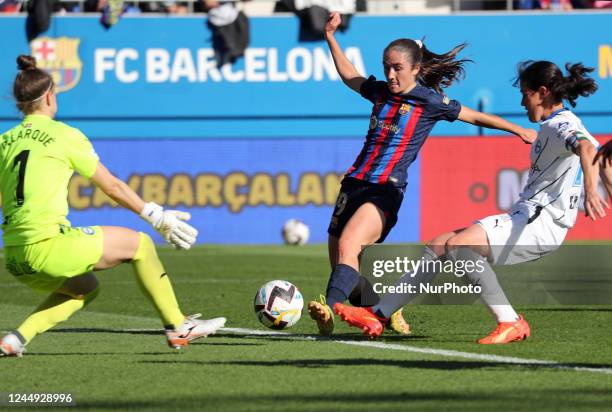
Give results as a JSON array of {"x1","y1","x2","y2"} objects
[
  {"x1": 399, "y1": 103, "x2": 411, "y2": 115},
  {"x1": 30, "y1": 37, "x2": 82, "y2": 93}
]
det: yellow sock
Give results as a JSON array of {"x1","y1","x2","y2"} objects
[
  {"x1": 132, "y1": 232, "x2": 184, "y2": 329},
  {"x1": 17, "y1": 288, "x2": 99, "y2": 344}
]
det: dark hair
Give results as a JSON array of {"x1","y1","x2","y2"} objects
[
  {"x1": 383, "y1": 39, "x2": 471, "y2": 93},
  {"x1": 13, "y1": 55, "x2": 54, "y2": 114},
  {"x1": 514, "y1": 60, "x2": 597, "y2": 107}
]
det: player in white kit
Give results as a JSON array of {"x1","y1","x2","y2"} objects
[{"x1": 333, "y1": 60, "x2": 609, "y2": 343}]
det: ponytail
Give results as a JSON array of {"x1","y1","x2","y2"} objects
[
  {"x1": 419, "y1": 43, "x2": 470, "y2": 93},
  {"x1": 515, "y1": 60, "x2": 597, "y2": 107},
  {"x1": 554, "y1": 63, "x2": 597, "y2": 107},
  {"x1": 384, "y1": 39, "x2": 471, "y2": 94}
]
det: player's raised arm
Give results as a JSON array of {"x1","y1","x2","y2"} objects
[
  {"x1": 458, "y1": 105, "x2": 537, "y2": 144},
  {"x1": 325, "y1": 12, "x2": 365, "y2": 93},
  {"x1": 575, "y1": 140, "x2": 609, "y2": 220}
]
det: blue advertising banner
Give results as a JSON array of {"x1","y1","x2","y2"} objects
[{"x1": 62, "y1": 138, "x2": 421, "y2": 244}]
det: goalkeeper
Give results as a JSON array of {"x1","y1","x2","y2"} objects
[{"x1": 0, "y1": 55, "x2": 225, "y2": 357}]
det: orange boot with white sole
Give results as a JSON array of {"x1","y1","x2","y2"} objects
[{"x1": 478, "y1": 315, "x2": 531, "y2": 344}]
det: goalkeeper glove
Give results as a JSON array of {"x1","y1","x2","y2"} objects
[{"x1": 140, "y1": 202, "x2": 198, "y2": 250}]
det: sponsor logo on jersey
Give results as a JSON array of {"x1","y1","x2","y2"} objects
[
  {"x1": 377, "y1": 120, "x2": 401, "y2": 135},
  {"x1": 442, "y1": 96, "x2": 450, "y2": 105},
  {"x1": 399, "y1": 103, "x2": 411, "y2": 115},
  {"x1": 30, "y1": 37, "x2": 82, "y2": 92}
]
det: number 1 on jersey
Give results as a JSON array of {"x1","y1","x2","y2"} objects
[{"x1": 13, "y1": 149, "x2": 30, "y2": 206}]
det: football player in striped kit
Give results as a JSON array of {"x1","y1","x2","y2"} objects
[
  {"x1": 309, "y1": 12, "x2": 537, "y2": 335},
  {"x1": 335, "y1": 60, "x2": 609, "y2": 343}
]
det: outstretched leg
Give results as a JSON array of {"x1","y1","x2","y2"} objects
[
  {"x1": 309, "y1": 203, "x2": 384, "y2": 335},
  {"x1": 1, "y1": 273, "x2": 100, "y2": 357},
  {"x1": 445, "y1": 224, "x2": 529, "y2": 344},
  {"x1": 98, "y1": 227, "x2": 225, "y2": 349},
  {"x1": 372, "y1": 230, "x2": 462, "y2": 318}
]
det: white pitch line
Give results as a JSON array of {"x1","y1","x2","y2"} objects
[
  {"x1": 340, "y1": 340, "x2": 552, "y2": 365},
  {"x1": 220, "y1": 327, "x2": 612, "y2": 375},
  {"x1": 4, "y1": 307, "x2": 611, "y2": 376}
]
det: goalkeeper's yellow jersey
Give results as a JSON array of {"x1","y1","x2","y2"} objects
[{"x1": 0, "y1": 114, "x2": 99, "y2": 246}]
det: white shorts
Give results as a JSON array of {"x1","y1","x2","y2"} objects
[{"x1": 477, "y1": 203, "x2": 568, "y2": 265}]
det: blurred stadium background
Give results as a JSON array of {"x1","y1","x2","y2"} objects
[{"x1": 0, "y1": 0, "x2": 611, "y2": 245}]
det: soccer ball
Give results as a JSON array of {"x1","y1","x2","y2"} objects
[
  {"x1": 254, "y1": 280, "x2": 303, "y2": 330},
  {"x1": 282, "y1": 219, "x2": 309, "y2": 245}
]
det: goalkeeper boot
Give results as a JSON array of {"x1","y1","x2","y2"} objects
[
  {"x1": 0, "y1": 332, "x2": 26, "y2": 357},
  {"x1": 308, "y1": 295, "x2": 334, "y2": 335},
  {"x1": 333, "y1": 303, "x2": 384, "y2": 338},
  {"x1": 478, "y1": 315, "x2": 531, "y2": 344},
  {"x1": 388, "y1": 307, "x2": 411, "y2": 335},
  {"x1": 165, "y1": 314, "x2": 226, "y2": 349}
]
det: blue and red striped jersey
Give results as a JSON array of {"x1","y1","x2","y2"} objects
[{"x1": 346, "y1": 76, "x2": 461, "y2": 187}]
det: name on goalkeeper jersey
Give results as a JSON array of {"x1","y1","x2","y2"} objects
[
  {"x1": 1, "y1": 129, "x2": 55, "y2": 150},
  {"x1": 94, "y1": 47, "x2": 366, "y2": 83}
]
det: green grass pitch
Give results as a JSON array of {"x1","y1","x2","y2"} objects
[{"x1": 1, "y1": 245, "x2": 612, "y2": 411}]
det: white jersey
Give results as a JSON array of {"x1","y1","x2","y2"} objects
[{"x1": 518, "y1": 109, "x2": 598, "y2": 228}]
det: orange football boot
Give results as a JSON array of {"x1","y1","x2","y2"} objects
[
  {"x1": 333, "y1": 303, "x2": 385, "y2": 338},
  {"x1": 478, "y1": 315, "x2": 531, "y2": 344}
]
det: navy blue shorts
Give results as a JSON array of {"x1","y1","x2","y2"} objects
[{"x1": 327, "y1": 177, "x2": 404, "y2": 243}]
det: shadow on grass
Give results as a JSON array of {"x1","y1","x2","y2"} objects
[
  {"x1": 137, "y1": 357, "x2": 612, "y2": 373},
  {"x1": 140, "y1": 358, "x2": 507, "y2": 370},
  {"x1": 73, "y1": 389, "x2": 612, "y2": 411}
]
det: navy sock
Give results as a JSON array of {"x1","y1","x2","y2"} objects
[
  {"x1": 348, "y1": 276, "x2": 380, "y2": 307},
  {"x1": 325, "y1": 264, "x2": 360, "y2": 308}
]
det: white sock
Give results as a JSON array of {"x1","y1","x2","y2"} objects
[
  {"x1": 373, "y1": 247, "x2": 440, "y2": 318},
  {"x1": 488, "y1": 305, "x2": 520, "y2": 323},
  {"x1": 447, "y1": 247, "x2": 518, "y2": 323}
]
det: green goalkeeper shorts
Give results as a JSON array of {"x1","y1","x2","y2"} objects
[{"x1": 5, "y1": 225, "x2": 104, "y2": 292}]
